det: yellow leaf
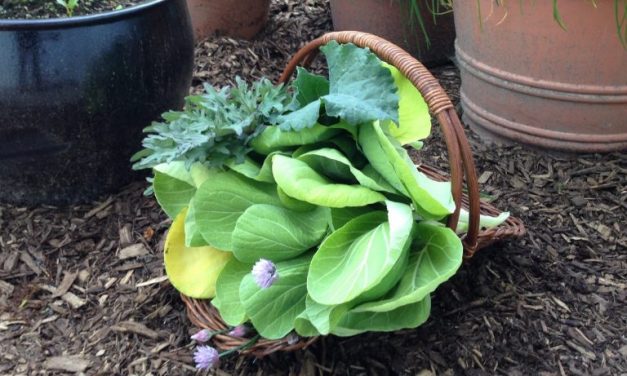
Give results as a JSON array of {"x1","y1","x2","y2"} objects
[
  {"x1": 164, "y1": 208, "x2": 232, "y2": 298},
  {"x1": 383, "y1": 63, "x2": 431, "y2": 144}
]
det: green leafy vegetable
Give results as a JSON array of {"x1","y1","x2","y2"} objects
[
  {"x1": 301, "y1": 295, "x2": 350, "y2": 335},
  {"x1": 152, "y1": 172, "x2": 195, "y2": 219},
  {"x1": 272, "y1": 155, "x2": 386, "y2": 208},
  {"x1": 132, "y1": 78, "x2": 292, "y2": 171},
  {"x1": 251, "y1": 123, "x2": 341, "y2": 155},
  {"x1": 192, "y1": 171, "x2": 281, "y2": 250},
  {"x1": 138, "y1": 41, "x2": 511, "y2": 343},
  {"x1": 226, "y1": 156, "x2": 275, "y2": 183},
  {"x1": 277, "y1": 100, "x2": 322, "y2": 131},
  {"x1": 291, "y1": 67, "x2": 330, "y2": 107},
  {"x1": 319, "y1": 41, "x2": 399, "y2": 126},
  {"x1": 351, "y1": 222, "x2": 463, "y2": 313},
  {"x1": 183, "y1": 203, "x2": 207, "y2": 247},
  {"x1": 214, "y1": 259, "x2": 250, "y2": 326},
  {"x1": 359, "y1": 121, "x2": 455, "y2": 219},
  {"x1": 232, "y1": 205, "x2": 329, "y2": 263},
  {"x1": 307, "y1": 201, "x2": 413, "y2": 305},
  {"x1": 333, "y1": 296, "x2": 431, "y2": 336},
  {"x1": 297, "y1": 148, "x2": 398, "y2": 194},
  {"x1": 383, "y1": 63, "x2": 431, "y2": 144},
  {"x1": 239, "y1": 255, "x2": 311, "y2": 339}
]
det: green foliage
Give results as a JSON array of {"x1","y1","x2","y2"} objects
[
  {"x1": 272, "y1": 155, "x2": 387, "y2": 208},
  {"x1": 144, "y1": 41, "x2": 511, "y2": 341},
  {"x1": 307, "y1": 201, "x2": 413, "y2": 305},
  {"x1": 277, "y1": 41, "x2": 399, "y2": 131},
  {"x1": 351, "y1": 222, "x2": 463, "y2": 313},
  {"x1": 152, "y1": 172, "x2": 195, "y2": 219},
  {"x1": 132, "y1": 78, "x2": 292, "y2": 172},
  {"x1": 214, "y1": 259, "x2": 250, "y2": 326},
  {"x1": 359, "y1": 121, "x2": 455, "y2": 219},
  {"x1": 239, "y1": 255, "x2": 311, "y2": 339},
  {"x1": 407, "y1": 1, "x2": 627, "y2": 49},
  {"x1": 334, "y1": 296, "x2": 431, "y2": 336},
  {"x1": 191, "y1": 170, "x2": 281, "y2": 251},
  {"x1": 232, "y1": 205, "x2": 329, "y2": 262},
  {"x1": 56, "y1": 0, "x2": 78, "y2": 16},
  {"x1": 321, "y1": 41, "x2": 399, "y2": 126}
]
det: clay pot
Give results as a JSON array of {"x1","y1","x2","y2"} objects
[
  {"x1": 0, "y1": 0, "x2": 195, "y2": 205},
  {"x1": 329, "y1": 0, "x2": 455, "y2": 67},
  {"x1": 186, "y1": 0, "x2": 271, "y2": 41},
  {"x1": 454, "y1": 0, "x2": 627, "y2": 152}
]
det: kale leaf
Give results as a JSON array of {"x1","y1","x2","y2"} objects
[{"x1": 132, "y1": 77, "x2": 292, "y2": 171}]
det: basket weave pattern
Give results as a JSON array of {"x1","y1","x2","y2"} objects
[{"x1": 182, "y1": 31, "x2": 526, "y2": 357}]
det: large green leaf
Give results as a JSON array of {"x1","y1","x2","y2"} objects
[
  {"x1": 294, "y1": 312, "x2": 321, "y2": 337},
  {"x1": 319, "y1": 41, "x2": 399, "y2": 125},
  {"x1": 277, "y1": 187, "x2": 317, "y2": 212},
  {"x1": 302, "y1": 295, "x2": 351, "y2": 335},
  {"x1": 153, "y1": 171, "x2": 195, "y2": 219},
  {"x1": 357, "y1": 124, "x2": 407, "y2": 195},
  {"x1": 351, "y1": 222, "x2": 463, "y2": 313},
  {"x1": 250, "y1": 124, "x2": 341, "y2": 155},
  {"x1": 291, "y1": 133, "x2": 364, "y2": 166},
  {"x1": 153, "y1": 161, "x2": 196, "y2": 186},
  {"x1": 232, "y1": 205, "x2": 329, "y2": 262},
  {"x1": 226, "y1": 156, "x2": 275, "y2": 183},
  {"x1": 332, "y1": 295, "x2": 431, "y2": 336},
  {"x1": 354, "y1": 236, "x2": 410, "y2": 303},
  {"x1": 191, "y1": 171, "x2": 281, "y2": 250},
  {"x1": 359, "y1": 122, "x2": 455, "y2": 219},
  {"x1": 307, "y1": 201, "x2": 413, "y2": 305},
  {"x1": 277, "y1": 100, "x2": 321, "y2": 131},
  {"x1": 383, "y1": 63, "x2": 431, "y2": 144},
  {"x1": 292, "y1": 67, "x2": 330, "y2": 107},
  {"x1": 239, "y1": 255, "x2": 311, "y2": 339},
  {"x1": 298, "y1": 148, "x2": 398, "y2": 194},
  {"x1": 214, "y1": 259, "x2": 250, "y2": 326},
  {"x1": 152, "y1": 162, "x2": 214, "y2": 220},
  {"x1": 153, "y1": 162, "x2": 210, "y2": 246},
  {"x1": 272, "y1": 155, "x2": 386, "y2": 208},
  {"x1": 330, "y1": 206, "x2": 375, "y2": 230}
]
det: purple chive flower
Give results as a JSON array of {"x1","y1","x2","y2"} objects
[
  {"x1": 252, "y1": 259, "x2": 278, "y2": 289},
  {"x1": 228, "y1": 325, "x2": 249, "y2": 338},
  {"x1": 190, "y1": 329, "x2": 211, "y2": 343},
  {"x1": 194, "y1": 345, "x2": 220, "y2": 369}
]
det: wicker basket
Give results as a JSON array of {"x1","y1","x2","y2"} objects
[{"x1": 182, "y1": 31, "x2": 526, "y2": 358}]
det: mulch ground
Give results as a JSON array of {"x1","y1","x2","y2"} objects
[{"x1": 1, "y1": 1, "x2": 626, "y2": 375}]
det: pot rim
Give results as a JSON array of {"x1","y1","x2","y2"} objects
[{"x1": 0, "y1": 0, "x2": 167, "y2": 30}]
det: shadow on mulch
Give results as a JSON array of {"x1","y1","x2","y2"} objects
[{"x1": 1, "y1": 0, "x2": 625, "y2": 375}]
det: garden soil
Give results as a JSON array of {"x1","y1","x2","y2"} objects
[
  {"x1": 0, "y1": 0, "x2": 144, "y2": 19},
  {"x1": 1, "y1": 1, "x2": 625, "y2": 374}
]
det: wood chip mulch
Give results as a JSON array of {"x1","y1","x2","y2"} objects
[{"x1": 1, "y1": 1, "x2": 625, "y2": 374}]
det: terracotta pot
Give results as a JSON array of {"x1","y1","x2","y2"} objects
[
  {"x1": 454, "y1": 0, "x2": 627, "y2": 152},
  {"x1": 329, "y1": 0, "x2": 455, "y2": 67},
  {"x1": 186, "y1": 0, "x2": 270, "y2": 41}
]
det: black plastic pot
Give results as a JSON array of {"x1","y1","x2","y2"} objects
[{"x1": 0, "y1": 0, "x2": 194, "y2": 205}]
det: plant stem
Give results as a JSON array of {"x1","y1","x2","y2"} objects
[{"x1": 218, "y1": 335, "x2": 261, "y2": 358}]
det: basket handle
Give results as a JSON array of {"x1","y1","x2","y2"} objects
[{"x1": 278, "y1": 31, "x2": 481, "y2": 256}]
